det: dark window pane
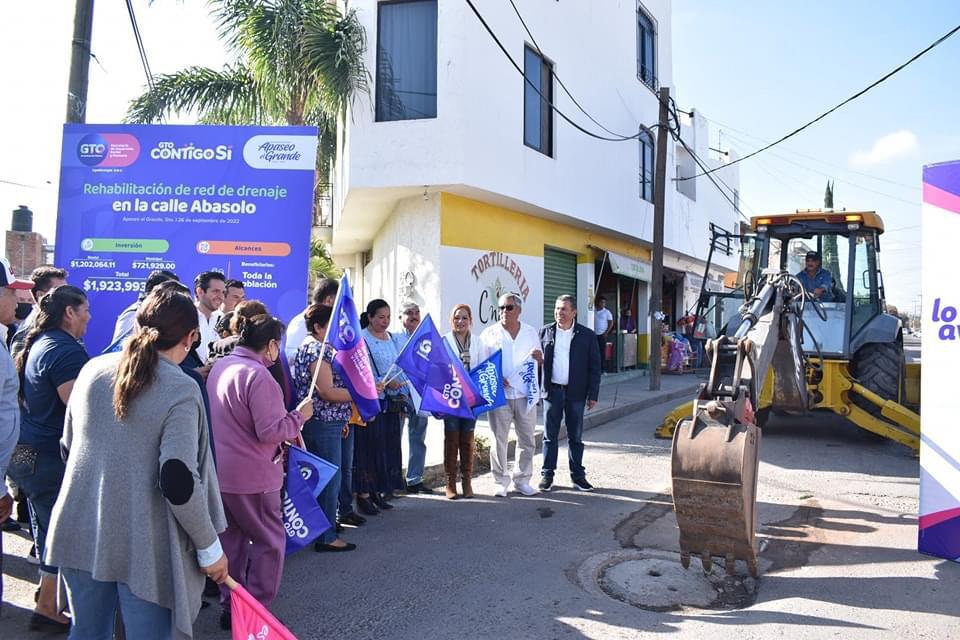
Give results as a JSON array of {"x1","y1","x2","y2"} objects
[
  {"x1": 640, "y1": 129, "x2": 655, "y2": 202},
  {"x1": 376, "y1": 1, "x2": 438, "y2": 122},
  {"x1": 638, "y1": 11, "x2": 656, "y2": 88},
  {"x1": 524, "y1": 47, "x2": 542, "y2": 149},
  {"x1": 524, "y1": 46, "x2": 553, "y2": 156}
]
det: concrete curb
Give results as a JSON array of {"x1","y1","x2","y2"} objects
[{"x1": 420, "y1": 384, "x2": 699, "y2": 488}]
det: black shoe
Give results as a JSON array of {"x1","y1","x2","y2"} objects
[
  {"x1": 28, "y1": 613, "x2": 70, "y2": 634},
  {"x1": 1, "y1": 517, "x2": 21, "y2": 532},
  {"x1": 405, "y1": 482, "x2": 436, "y2": 495},
  {"x1": 339, "y1": 512, "x2": 366, "y2": 527},
  {"x1": 538, "y1": 476, "x2": 554, "y2": 492},
  {"x1": 371, "y1": 493, "x2": 394, "y2": 510},
  {"x1": 314, "y1": 541, "x2": 357, "y2": 553},
  {"x1": 356, "y1": 496, "x2": 380, "y2": 516},
  {"x1": 220, "y1": 610, "x2": 231, "y2": 631},
  {"x1": 572, "y1": 477, "x2": 594, "y2": 492}
]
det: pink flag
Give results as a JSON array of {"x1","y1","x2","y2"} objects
[{"x1": 229, "y1": 579, "x2": 297, "y2": 640}]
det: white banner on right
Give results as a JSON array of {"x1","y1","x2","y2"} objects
[{"x1": 919, "y1": 160, "x2": 960, "y2": 562}]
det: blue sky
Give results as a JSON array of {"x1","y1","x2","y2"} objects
[
  {"x1": 674, "y1": 0, "x2": 960, "y2": 314},
  {"x1": 1, "y1": 1, "x2": 957, "y2": 314}
]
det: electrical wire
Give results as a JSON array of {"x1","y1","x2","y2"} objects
[
  {"x1": 702, "y1": 115, "x2": 919, "y2": 192},
  {"x1": 507, "y1": 0, "x2": 635, "y2": 140},
  {"x1": 464, "y1": 0, "x2": 646, "y2": 142},
  {"x1": 678, "y1": 22, "x2": 960, "y2": 181},
  {"x1": 720, "y1": 129, "x2": 920, "y2": 206},
  {"x1": 676, "y1": 133, "x2": 750, "y2": 222},
  {"x1": 125, "y1": 0, "x2": 155, "y2": 91}
]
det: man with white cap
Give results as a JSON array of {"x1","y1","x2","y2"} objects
[{"x1": 0, "y1": 258, "x2": 36, "y2": 608}]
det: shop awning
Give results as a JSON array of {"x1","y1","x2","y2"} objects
[{"x1": 599, "y1": 248, "x2": 652, "y2": 281}]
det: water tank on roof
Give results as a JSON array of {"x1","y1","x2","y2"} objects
[{"x1": 12, "y1": 205, "x2": 33, "y2": 232}]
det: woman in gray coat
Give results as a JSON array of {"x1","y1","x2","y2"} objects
[{"x1": 46, "y1": 284, "x2": 228, "y2": 639}]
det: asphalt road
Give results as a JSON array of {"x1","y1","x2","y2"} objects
[{"x1": 3, "y1": 399, "x2": 953, "y2": 639}]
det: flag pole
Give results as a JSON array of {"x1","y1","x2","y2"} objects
[{"x1": 225, "y1": 576, "x2": 239, "y2": 591}]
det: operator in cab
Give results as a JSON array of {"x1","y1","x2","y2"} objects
[{"x1": 797, "y1": 251, "x2": 834, "y2": 302}]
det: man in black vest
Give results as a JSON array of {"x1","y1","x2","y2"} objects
[{"x1": 539, "y1": 294, "x2": 602, "y2": 491}]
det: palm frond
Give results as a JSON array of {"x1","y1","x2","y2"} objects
[
  {"x1": 301, "y1": 7, "x2": 370, "y2": 117},
  {"x1": 125, "y1": 64, "x2": 264, "y2": 124}
]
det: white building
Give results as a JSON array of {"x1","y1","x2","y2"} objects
[{"x1": 329, "y1": 0, "x2": 741, "y2": 368}]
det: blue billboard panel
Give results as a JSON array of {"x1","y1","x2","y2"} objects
[{"x1": 55, "y1": 124, "x2": 316, "y2": 353}]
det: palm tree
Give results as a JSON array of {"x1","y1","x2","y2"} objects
[
  {"x1": 127, "y1": 0, "x2": 368, "y2": 202},
  {"x1": 310, "y1": 238, "x2": 341, "y2": 280}
]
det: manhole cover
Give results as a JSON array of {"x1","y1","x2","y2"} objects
[{"x1": 600, "y1": 557, "x2": 719, "y2": 611}]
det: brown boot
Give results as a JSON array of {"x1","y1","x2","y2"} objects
[
  {"x1": 459, "y1": 430, "x2": 476, "y2": 499},
  {"x1": 444, "y1": 431, "x2": 460, "y2": 500}
]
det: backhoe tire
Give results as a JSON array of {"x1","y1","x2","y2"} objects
[{"x1": 850, "y1": 342, "x2": 905, "y2": 417}]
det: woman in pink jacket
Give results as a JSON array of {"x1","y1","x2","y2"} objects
[{"x1": 207, "y1": 314, "x2": 313, "y2": 630}]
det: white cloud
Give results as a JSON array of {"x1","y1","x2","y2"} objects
[{"x1": 849, "y1": 130, "x2": 918, "y2": 168}]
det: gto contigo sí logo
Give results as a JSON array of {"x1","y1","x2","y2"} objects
[{"x1": 150, "y1": 141, "x2": 233, "y2": 161}]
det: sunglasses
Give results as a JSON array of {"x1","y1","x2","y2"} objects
[{"x1": 499, "y1": 305, "x2": 516, "y2": 311}]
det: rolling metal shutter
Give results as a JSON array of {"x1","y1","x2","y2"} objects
[{"x1": 543, "y1": 247, "x2": 578, "y2": 323}]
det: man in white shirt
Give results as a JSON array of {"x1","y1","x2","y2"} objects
[
  {"x1": 478, "y1": 293, "x2": 543, "y2": 497},
  {"x1": 285, "y1": 278, "x2": 339, "y2": 366},
  {"x1": 594, "y1": 295, "x2": 614, "y2": 371},
  {"x1": 194, "y1": 271, "x2": 226, "y2": 363},
  {"x1": 539, "y1": 295, "x2": 602, "y2": 492}
]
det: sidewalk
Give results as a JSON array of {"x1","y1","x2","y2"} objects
[{"x1": 402, "y1": 370, "x2": 701, "y2": 488}]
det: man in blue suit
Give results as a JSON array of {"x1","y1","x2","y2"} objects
[{"x1": 538, "y1": 295, "x2": 602, "y2": 492}]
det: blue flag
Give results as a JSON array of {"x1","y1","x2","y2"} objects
[
  {"x1": 393, "y1": 315, "x2": 444, "y2": 395},
  {"x1": 394, "y1": 314, "x2": 484, "y2": 419},
  {"x1": 282, "y1": 446, "x2": 336, "y2": 555},
  {"x1": 327, "y1": 274, "x2": 381, "y2": 422},
  {"x1": 469, "y1": 350, "x2": 506, "y2": 417}
]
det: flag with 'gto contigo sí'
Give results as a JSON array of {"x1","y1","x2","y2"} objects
[
  {"x1": 469, "y1": 350, "x2": 506, "y2": 417},
  {"x1": 394, "y1": 314, "x2": 484, "y2": 419},
  {"x1": 229, "y1": 580, "x2": 298, "y2": 640},
  {"x1": 327, "y1": 273, "x2": 381, "y2": 422},
  {"x1": 282, "y1": 446, "x2": 335, "y2": 555}
]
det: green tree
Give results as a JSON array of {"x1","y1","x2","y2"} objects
[
  {"x1": 126, "y1": 0, "x2": 368, "y2": 196},
  {"x1": 822, "y1": 180, "x2": 843, "y2": 296},
  {"x1": 310, "y1": 238, "x2": 341, "y2": 281}
]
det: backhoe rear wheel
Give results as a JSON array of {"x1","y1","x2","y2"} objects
[{"x1": 850, "y1": 341, "x2": 905, "y2": 416}]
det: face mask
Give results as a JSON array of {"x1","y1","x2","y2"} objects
[{"x1": 15, "y1": 302, "x2": 32, "y2": 321}]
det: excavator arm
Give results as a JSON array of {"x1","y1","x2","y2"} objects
[{"x1": 670, "y1": 270, "x2": 819, "y2": 577}]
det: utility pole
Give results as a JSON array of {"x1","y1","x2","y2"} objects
[
  {"x1": 66, "y1": 0, "x2": 95, "y2": 123},
  {"x1": 649, "y1": 86, "x2": 670, "y2": 391}
]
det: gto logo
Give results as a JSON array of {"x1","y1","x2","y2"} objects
[
  {"x1": 79, "y1": 143, "x2": 105, "y2": 155},
  {"x1": 416, "y1": 338, "x2": 432, "y2": 361},
  {"x1": 337, "y1": 310, "x2": 356, "y2": 344}
]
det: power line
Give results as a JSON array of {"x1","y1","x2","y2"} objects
[
  {"x1": 720, "y1": 129, "x2": 920, "y2": 206},
  {"x1": 464, "y1": 0, "x2": 645, "y2": 142},
  {"x1": 507, "y1": 0, "x2": 634, "y2": 140},
  {"x1": 675, "y1": 133, "x2": 749, "y2": 222},
  {"x1": 703, "y1": 115, "x2": 919, "y2": 192},
  {"x1": 678, "y1": 22, "x2": 960, "y2": 181},
  {"x1": 125, "y1": 0, "x2": 155, "y2": 91}
]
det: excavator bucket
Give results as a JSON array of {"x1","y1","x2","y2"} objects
[{"x1": 671, "y1": 414, "x2": 761, "y2": 577}]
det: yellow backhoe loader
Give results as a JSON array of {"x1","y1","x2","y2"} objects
[{"x1": 664, "y1": 211, "x2": 920, "y2": 577}]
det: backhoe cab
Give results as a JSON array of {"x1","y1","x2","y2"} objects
[{"x1": 664, "y1": 211, "x2": 920, "y2": 577}]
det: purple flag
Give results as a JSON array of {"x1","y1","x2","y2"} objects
[
  {"x1": 327, "y1": 273, "x2": 380, "y2": 422},
  {"x1": 394, "y1": 314, "x2": 484, "y2": 419}
]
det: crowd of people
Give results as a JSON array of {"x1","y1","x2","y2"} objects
[{"x1": 0, "y1": 262, "x2": 602, "y2": 638}]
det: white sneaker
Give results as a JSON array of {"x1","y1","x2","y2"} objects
[
  {"x1": 494, "y1": 484, "x2": 509, "y2": 497},
  {"x1": 516, "y1": 483, "x2": 539, "y2": 497}
]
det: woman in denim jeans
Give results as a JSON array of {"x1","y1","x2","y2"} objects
[
  {"x1": 293, "y1": 304, "x2": 357, "y2": 552},
  {"x1": 9, "y1": 285, "x2": 89, "y2": 633}
]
